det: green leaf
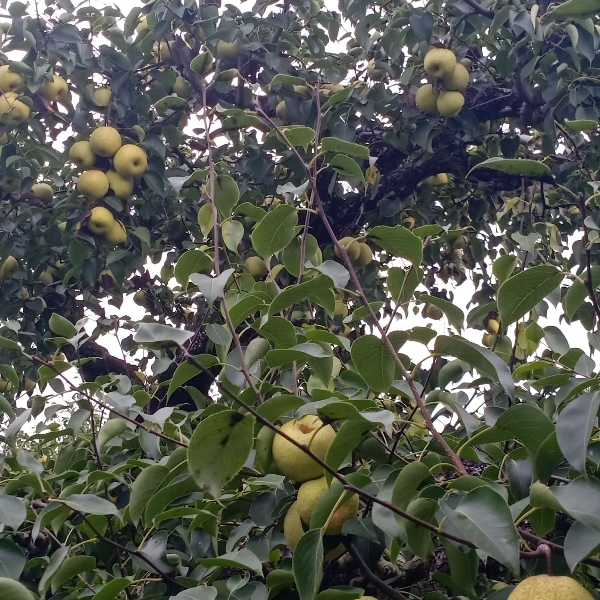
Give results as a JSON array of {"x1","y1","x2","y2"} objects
[
  {"x1": 535, "y1": 431, "x2": 564, "y2": 484},
  {"x1": 420, "y1": 294, "x2": 464, "y2": 330},
  {"x1": 0, "y1": 336, "x2": 21, "y2": 351},
  {"x1": 266, "y1": 343, "x2": 331, "y2": 367},
  {"x1": 280, "y1": 126, "x2": 315, "y2": 148},
  {"x1": 563, "y1": 266, "x2": 600, "y2": 320},
  {"x1": 405, "y1": 498, "x2": 437, "y2": 558},
  {"x1": 91, "y1": 578, "x2": 132, "y2": 600},
  {"x1": 495, "y1": 404, "x2": 554, "y2": 462},
  {"x1": 129, "y1": 464, "x2": 169, "y2": 526},
  {"x1": 169, "y1": 586, "x2": 218, "y2": 600},
  {"x1": 391, "y1": 462, "x2": 431, "y2": 532},
  {"x1": 175, "y1": 250, "x2": 213, "y2": 286},
  {"x1": 440, "y1": 538, "x2": 478, "y2": 597},
  {"x1": 552, "y1": 477, "x2": 600, "y2": 530},
  {"x1": 61, "y1": 494, "x2": 119, "y2": 515},
  {"x1": 97, "y1": 418, "x2": 128, "y2": 451},
  {"x1": 256, "y1": 316, "x2": 297, "y2": 348},
  {"x1": 565, "y1": 119, "x2": 598, "y2": 132},
  {"x1": 48, "y1": 314, "x2": 77, "y2": 338},
  {"x1": 0, "y1": 496, "x2": 26, "y2": 530},
  {"x1": 269, "y1": 275, "x2": 334, "y2": 315},
  {"x1": 441, "y1": 487, "x2": 520, "y2": 574},
  {"x1": 467, "y1": 157, "x2": 552, "y2": 179},
  {"x1": 188, "y1": 410, "x2": 255, "y2": 498},
  {"x1": 256, "y1": 394, "x2": 305, "y2": 422},
  {"x1": 133, "y1": 323, "x2": 194, "y2": 346},
  {"x1": 324, "y1": 421, "x2": 374, "y2": 484},
  {"x1": 329, "y1": 154, "x2": 365, "y2": 185},
  {"x1": 228, "y1": 294, "x2": 266, "y2": 328},
  {"x1": 351, "y1": 335, "x2": 395, "y2": 393},
  {"x1": 39, "y1": 547, "x2": 69, "y2": 594},
  {"x1": 492, "y1": 255, "x2": 517, "y2": 284},
  {"x1": 154, "y1": 95, "x2": 188, "y2": 114},
  {"x1": 564, "y1": 522, "x2": 600, "y2": 571},
  {"x1": 51, "y1": 556, "x2": 96, "y2": 593},
  {"x1": 434, "y1": 336, "x2": 515, "y2": 400},
  {"x1": 251, "y1": 204, "x2": 298, "y2": 256},
  {"x1": 199, "y1": 549, "x2": 263, "y2": 574},
  {"x1": 167, "y1": 355, "x2": 219, "y2": 399},
  {"x1": 557, "y1": 392, "x2": 600, "y2": 473},
  {"x1": 0, "y1": 539, "x2": 25, "y2": 579},
  {"x1": 293, "y1": 528, "x2": 324, "y2": 600},
  {"x1": 270, "y1": 74, "x2": 307, "y2": 87},
  {"x1": 213, "y1": 175, "x2": 240, "y2": 217},
  {"x1": 388, "y1": 267, "x2": 421, "y2": 303},
  {"x1": 369, "y1": 226, "x2": 423, "y2": 265},
  {"x1": 321, "y1": 137, "x2": 369, "y2": 159},
  {"x1": 322, "y1": 86, "x2": 353, "y2": 108},
  {"x1": 550, "y1": 0, "x2": 600, "y2": 17},
  {"x1": 498, "y1": 265, "x2": 564, "y2": 325}
]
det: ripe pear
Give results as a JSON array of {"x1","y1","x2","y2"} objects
[
  {"x1": 0, "y1": 92, "x2": 30, "y2": 122},
  {"x1": 39, "y1": 74, "x2": 69, "y2": 103},
  {"x1": 356, "y1": 243, "x2": 373, "y2": 266},
  {"x1": 215, "y1": 39, "x2": 240, "y2": 59},
  {"x1": 437, "y1": 91, "x2": 465, "y2": 118},
  {"x1": 322, "y1": 83, "x2": 344, "y2": 95},
  {"x1": 173, "y1": 76, "x2": 191, "y2": 97},
  {"x1": 88, "y1": 206, "x2": 115, "y2": 234},
  {"x1": 275, "y1": 100, "x2": 289, "y2": 123},
  {"x1": 334, "y1": 299, "x2": 348, "y2": 318},
  {"x1": 486, "y1": 318, "x2": 501, "y2": 335},
  {"x1": 426, "y1": 304, "x2": 443, "y2": 320},
  {"x1": 0, "y1": 68, "x2": 22, "y2": 93},
  {"x1": 89, "y1": 126, "x2": 122, "y2": 157},
  {"x1": 77, "y1": 170, "x2": 109, "y2": 200},
  {"x1": 245, "y1": 256, "x2": 267, "y2": 278},
  {"x1": 283, "y1": 502, "x2": 345, "y2": 561},
  {"x1": 441, "y1": 63, "x2": 470, "y2": 92},
  {"x1": 423, "y1": 48, "x2": 457, "y2": 79},
  {"x1": 509, "y1": 575, "x2": 593, "y2": 600},
  {"x1": 69, "y1": 140, "x2": 96, "y2": 169},
  {"x1": 2, "y1": 255, "x2": 18, "y2": 277},
  {"x1": 334, "y1": 237, "x2": 361, "y2": 262},
  {"x1": 415, "y1": 83, "x2": 438, "y2": 113},
  {"x1": 106, "y1": 169, "x2": 134, "y2": 199},
  {"x1": 113, "y1": 144, "x2": 148, "y2": 177},
  {"x1": 31, "y1": 182, "x2": 53, "y2": 202},
  {"x1": 297, "y1": 476, "x2": 359, "y2": 534},
  {"x1": 39, "y1": 269, "x2": 54, "y2": 285},
  {"x1": 94, "y1": 87, "x2": 111, "y2": 107},
  {"x1": 105, "y1": 220, "x2": 127, "y2": 245},
  {"x1": 272, "y1": 414, "x2": 336, "y2": 482},
  {"x1": 20, "y1": 287, "x2": 29, "y2": 300},
  {"x1": 159, "y1": 41, "x2": 175, "y2": 64},
  {"x1": 425, "y1": 173, "x2": 449, "y2": 186}
]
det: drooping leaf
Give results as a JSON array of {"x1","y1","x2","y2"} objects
[
  {"x1": 467, "y1": 157, "x2": 551, "y2": 179},
  {"x1": 321, "y1": 137, "x2": 369, "y2": 159},
  {"x1": 61, "y1": 494, "x2": 119, "y2": 515},
  {"x1": 129, "y1": 464, "x2": 169, "y2": 526},
  {"x1": 369, "y1": 226, "x2": 423, "y2": 265},
  {"x1": 213, "y1": 175, "x2": 240, "y2": 216},
  {"x1": 351, "y1": 335, "x2": 395, "y2": 393},
  {"x1": 0, "y1": 495, "x2": 26, "y2": 530},
  {"x1": 293, "y1": 528, "x2": 324, "y2": 600}
]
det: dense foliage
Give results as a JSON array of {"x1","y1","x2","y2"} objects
[{"x1": 2, "y1": 0, "x2": 600, "y2": 597}]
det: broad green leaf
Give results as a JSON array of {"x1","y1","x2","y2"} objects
[
  {"x1": 175, "y1": 250, "x2": 213, "y2": 286},
  {"x1": 154, "y1": 95, "x2": 188, "y2": 113},
  {"x1": 266, "y1": 343, "x2": 331, "y2": 367},
  {"x1": 133, "y1": 323, "x2": 194, "y2": 346},
  {"x1": 351, "y1": 335, "x2": 395, "y2": 393},
  {"x1": 199, "y1": 549, "x2": 262, "y2": 574},
  {"x1": 0, "y1": 336, "x2": 21, "y2": 351},
  {"x1": 0, "y1": 496, "x2": 26, "y2": 530},
  {"x1": 535, "y1": 431, "x2": 564, "y2": 484},
  {"x1": 564, "y1": 521, "x2": 600, "y2": 571},
  {"x1": 563, "y1": 266, "x2": 600, "y2": 320},
  {"x1": 51, "y1": 556, "x2": 96, "y2": 593},
  {"x1": 188, "y1": 410, "x2": 255, "y2": 498},
  {"x1": 145, "y1": 476, "x2": 199, "y2": 524},
  {"x1": 269, "y1": 275, "x2": 334, "y2": 315},
  {"x1": 129, "y1": 464, "x2": 169, "y2": 526},
  {"x1": 0, "y1": 578, "x2": 33, "y2": 600},
  {"x1": 329, "y1": 154, "x2": 365, "y2": 185},
  {"x1": 434, "y1": 336, "x2": 515, "y2": 400},
  {"x1": 282, "y1": 234, "x2": 321, "y2": 277},
  {"x1": 321, "y1": 137, "x2": 369, "y2": 159},
  {"x1": 270, "y1": 74, "x2": 307, "y2": 87},
  {"x1": 256, "y1": 316, "x2": 297, "y2": 348},
  {"x1": 221, "y1": 219, "x2": 244, "y2": 253},
  {"x1": 391, "y1": 461, "x2": 431, "y2": 529},
  {"x1": 325, "y1": 420, "x2": 374, "y2": 484},
  {"x1": 467, "y1": 157, "x2": 551, "y2": 179},
  {"x1": 228, "y1": 294, "x2": 266, "y2": 327},
  {"x1": 556, "y1": 392, "x2": 600, "y2": 473},
  {"x1": 550, "y1": 0, "x2": 600, "y2": 17},
  {"x1": 440, "y1": 538, "x2": 478, "y2": 597},
  {"x1": 279, "y1": 126, "x2": 315, "y2": 148},
  {"x1": 213, "y1": 175, "x2": 240, "y2": 217},
  {"x1": 251, "y1": 204, "x2": 298, "y2": 256},
  {"x1": 167, "y1": 355, "x2": 219, "y2": 399},
  {"x1": 440, "y1": 487, "x2": 520, "y2": 574},
  {"x1": 0, "y1": 539, "x2": 25, "y2": 579},
  {"x1": 256, "y1": 394, "x2": 305, "y2": 422},
  {"x1": 553, "y1": 477, "x2": 600, "y2": 530},
  {"x1": 61, "y1": 494, "x2": 118, "y2": 515},
  {"x1": 420, "y1": 294, "x2": 464, "y2": 330},
  {"x1": 97, "y1": 418, "x2": 128, "y2": 451},
  {"x1": 170, "y1": 586, "x2": 218, "y2": 600},
  {"x1": 39, "y1": 547, "x2": 69, "y2": 594},
  {"x1": 49, "y1": 314, "x2": 77, "y2": 338},
  {"x1": 565, "y1": 119, "x2": 598, "y2": 131},
  {"x1": 369, "y1": 225, "x2": 423, "y2": 265},
  {"x1": 293, "y1": 528, "x2": 324, "y2": 600},
  {"x1": 91, "y1": 578, "x2": 132, "y2": 600},
  {"x1": 189, "y1": 268, "x2": 234, "y2": 306},
  {"x1": 492, "y1": 255, "x2": 517, "y2": 284},
  {"x1": 498, "y1": 265, "x2": 564, "y2": 325},
  {"x1": 405, "y1": 498, "x2": 437, "y2": 558}
]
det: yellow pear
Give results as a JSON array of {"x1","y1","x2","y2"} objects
[
  {"x1": 486, "y1": 318, "x2": 501, "y2": 335},
  {"x1": 283, "y1": 502, "x2": 345, "y2": 561},
  {"x1": 77, "y1": 170, "x2": 110, "y2": 200},
  {"x1": 20, "y1": 287, "x2": 29, "y2": 300},
  {"x1": 425, "y1": 173, "x2": 449, "y2": 185},
  {"x1": 415, "y1": 83, "x2": 438, "y2": 114},
  {"x1": 423, "y1": 48, "x2": 457, "y2": 79},
  {"x1": 0, "y1": 69, "x2": 23, "y2": 93},
  {"x1": 106, "y1": 169, "x2": 134, "y2": 199},
  {"x1": 2, "y1": 255, "x2": 18, "y2": 276},
  {"x1": 0, "y1": 92, "x2": 30, "y2": 122},
  {"x1": 245, "y1": 256, "x2": 267, "y2": 278},
  {"x1": 297, "y1": 476, "x2": 359, "y2": 535},
  {"x1": 356, "y1": 243, "x2": 373, "y2": 266},
  {"x1": 215, "y1": 39, "x2": 240, "y2": 59},
  {"x1": 334, "y1": 299, "x2": 348, "y2": 318},
  {"x1": 437, "y1": 91, "x2": 465, "y2": 118},
  {"x1": 89, "y1": 126, "x2": 122, "y2": 158},
  {"x1": 94, "y1": 87, "x2": 111, "y2": 107},
  {"x1": 275, "y1": 100, "x2": 289, "y2": 123},
  {"x1": 321, "y1": 83, "x2": 344, "y2": 95},
  {"x1": 69, "y1": 140, "x2": 96, "y2": 169},
  {"x1": 88, "y1": 206, "x2": 115, "y2": 234},
  {"x1": 173, "y1": 76, "x2": 191, "y2": 97},
  {"x1": 441, "y1": 63, "x2": 470, "y2": 92},
  {"x1": 113, "y1": 144, "x2": 148, "y2": 177},
  {"x1": 0, "y1": 176, "x2": 20, "y2": 192},
  {"x1": 509, "y1": 575, "x2": 593, "y2": 600},
  {"x1": 158, "y1": 41, "x2": 175, "y2": 64},
  {"x1": 334, "y1": 237, "x2": 361, "y2": 262},
  {"x1": 135, "y1": 15, "x2": 147, "y2": 33},
  {"x1": 272, "y1": 414, "x2": 336, "y2": 482},
  {"x1": 39, "y1": 74, "x2": 69, "y2": 103},
  {"x1": 39, "y1": 269, "x2": 54, "y2": 285},
  {"x1": 105, "y1": 220, "x2": 127, "y2": 245},
  {"x1": 31, "y1": 182, "x2": 53, "y2": 202}
]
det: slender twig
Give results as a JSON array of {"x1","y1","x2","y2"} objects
[{"x1": 578, "y1": 194, "x2": 600, "y2": 324}]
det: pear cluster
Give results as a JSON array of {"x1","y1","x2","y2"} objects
[
  {"x1": 273, "y1": 415, "x2": 359, "y2": 560},
  {"x1": 69, "y1": 126, "x2": 148, "y2": 246},
  {"x1": 415, "y1": 48, "x2": 471, "y2": 118},
  {"x1": 334, "y1": 237, "x2": 373, "y2": 266}
]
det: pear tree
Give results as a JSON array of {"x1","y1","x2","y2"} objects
[{"x1": 2, "y1": 0, "x2": 600, "y2": 598}]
